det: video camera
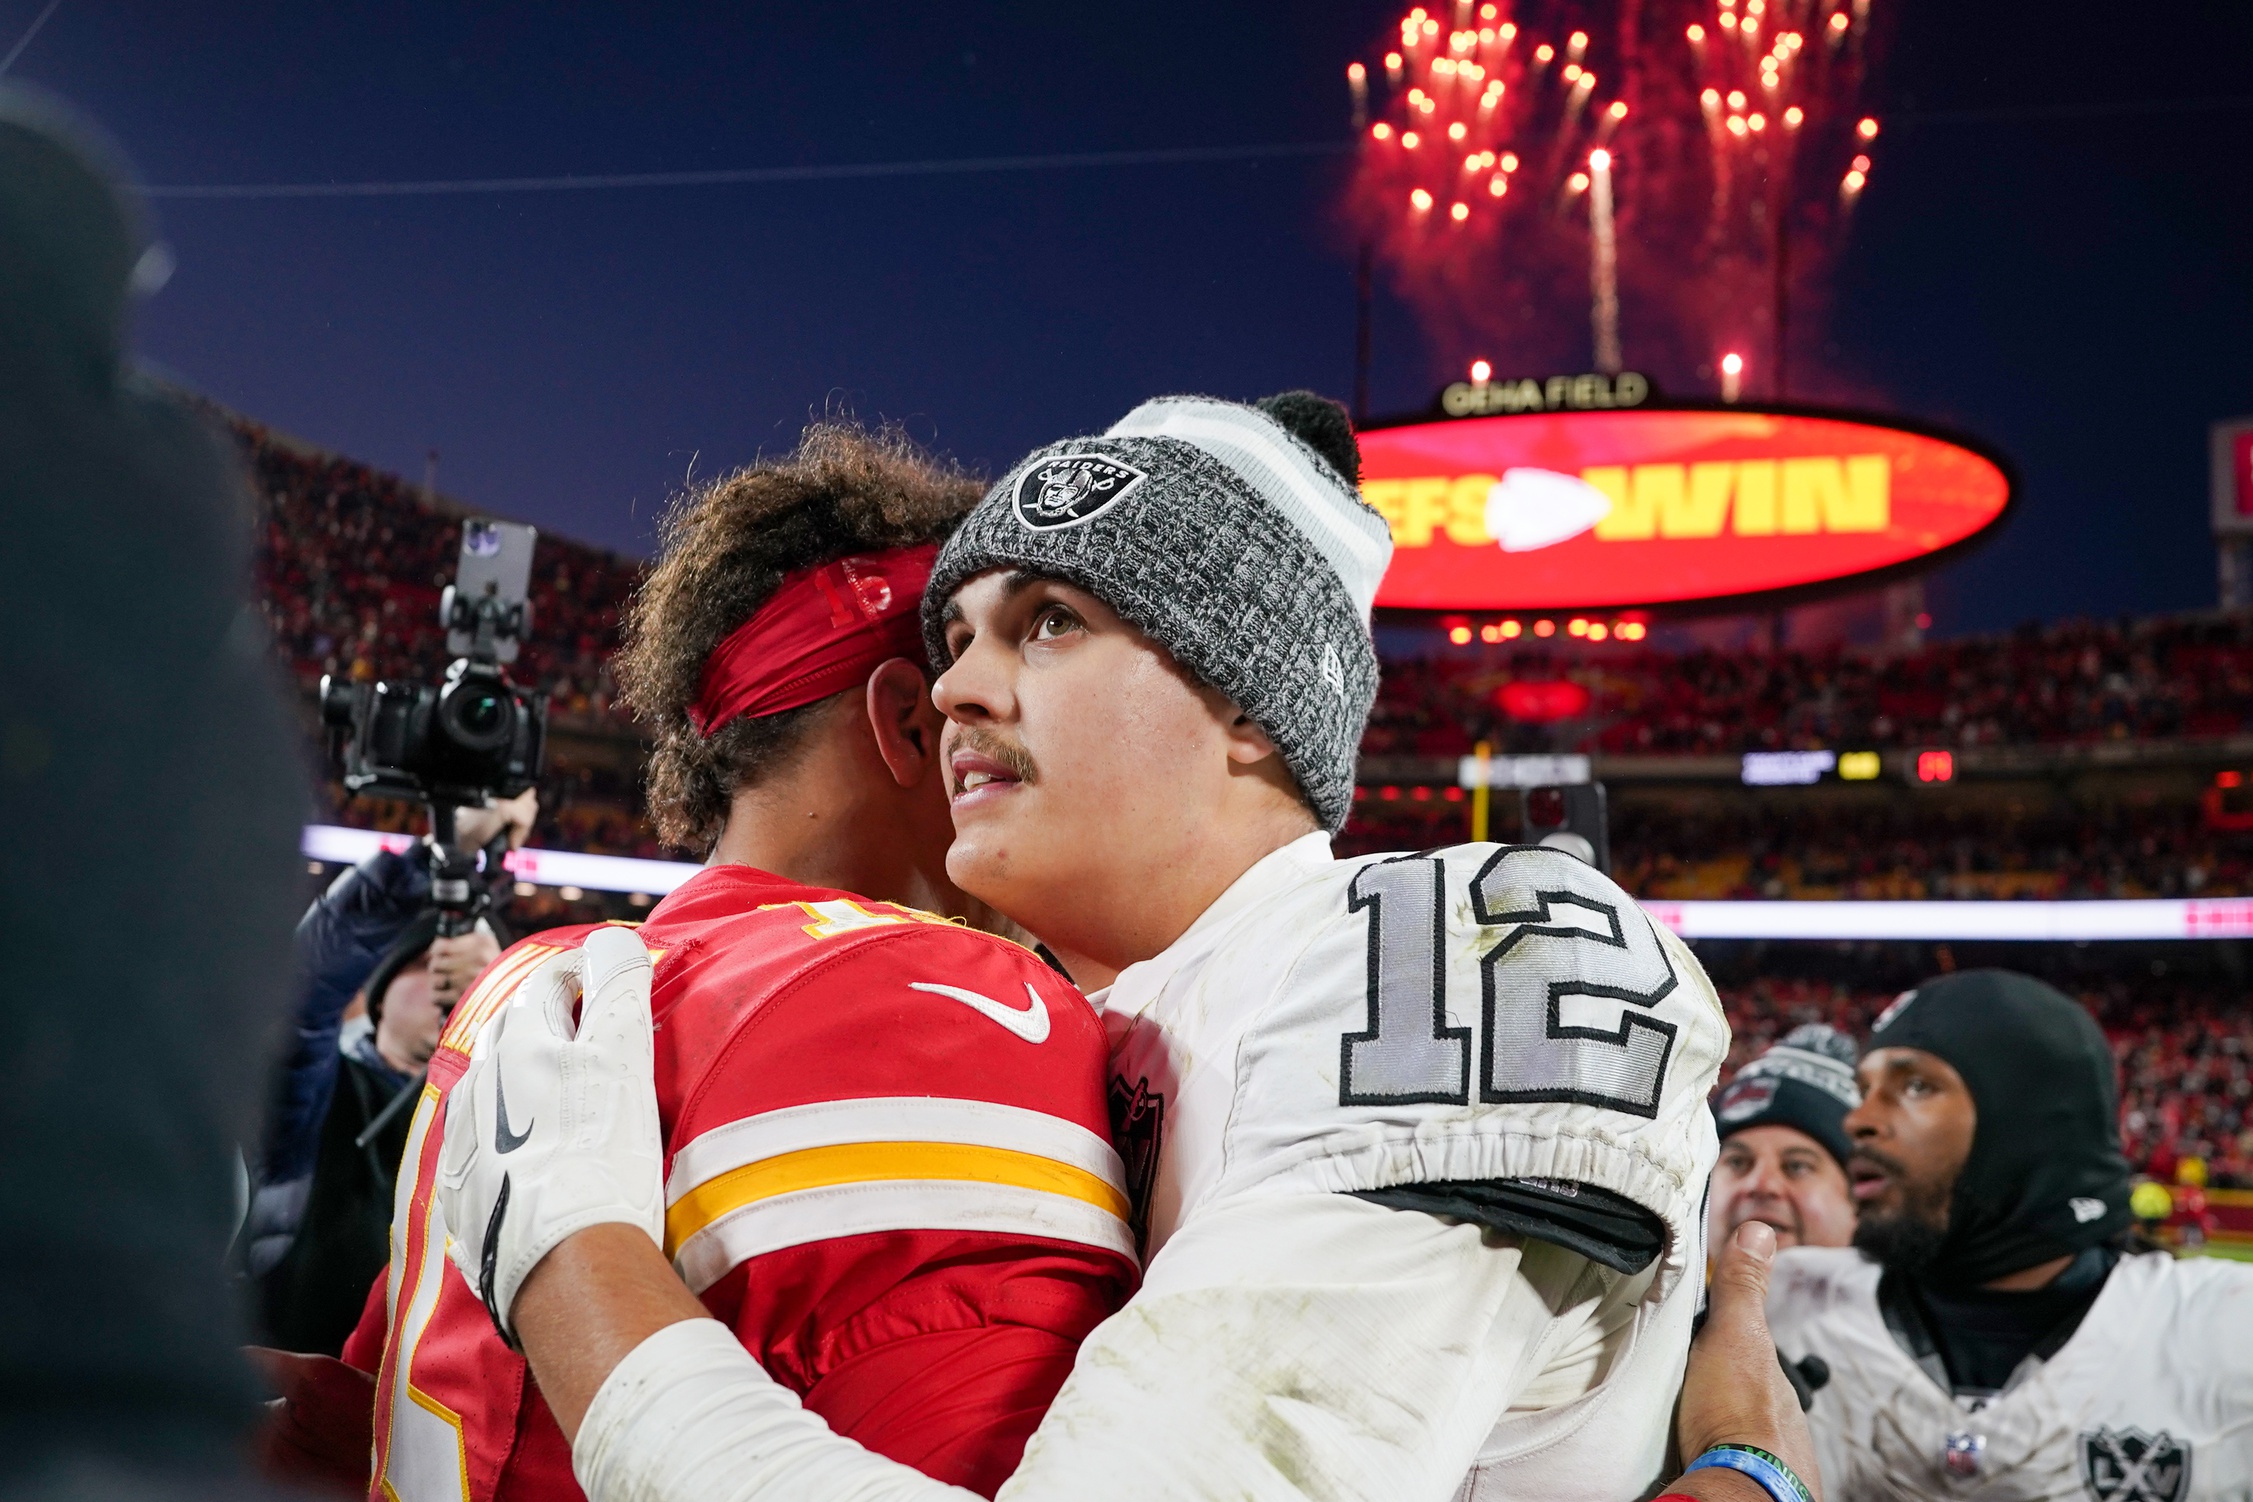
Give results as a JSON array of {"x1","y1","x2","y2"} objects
[{"x1": 320, "y1": 519, "x2": 549, "y2": 936}]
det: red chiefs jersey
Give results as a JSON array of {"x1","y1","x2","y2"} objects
[{"x1": 347, "y1": 865, "x2": 1138, "y2": 1501}]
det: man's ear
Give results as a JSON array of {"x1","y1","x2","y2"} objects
[
  {"x1": 866, "y1": 656, "x2": 941, "y2": 789},
  {"x1": 1221, "y1": 708, "x2": 1282, "y2": 767}
]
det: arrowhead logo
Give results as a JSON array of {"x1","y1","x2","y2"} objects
[
  {"x1": 909, "y1": 981, "x2": 1051, "y2": 1043},
  {"x1": 1483, "y1": 468, "x2": 1614, "y2": 552}
]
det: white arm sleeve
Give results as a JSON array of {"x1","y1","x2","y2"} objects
[
  {"x1": 575, "y1": 1194, "x2": 1622, "y2": 1502},
  {"x1": 574, "y1": 1318, "x2": 980, "y2": 1502}
]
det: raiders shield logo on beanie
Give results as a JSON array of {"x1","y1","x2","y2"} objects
[{"x1": 1014, "y1": 454, "x2": 1147, "y2": 530}]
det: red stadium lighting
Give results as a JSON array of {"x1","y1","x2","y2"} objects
[
  {"x1": 1500, "y1": 618, "x2": 1522, "y2": 638},
  {"x1": 1447, "y1": 623, "x2": 1472, "y2": 644},
  {"x1": 1858, "y1": 117, "x2": 1881, "y2": 140},
  {"x1": 1586, "y1": 622, "x2": 1610, "y2": 641},
  {"x1": 1533, "y1": 618, "x2": 1556, "y2": 637},
  {"x1": 1372, "y1": 122, "x2": 1394, "y2": 141},
  {"x1": 1498, "y1": 680, "x2": 1593, "y2": 723},
  {"x1": 1616, "y1": 620, "x2": 1647, "y2": 641},
  {"x1": 1915, "y1": 750, "x2": 1956, "y2": 784},
  {"x1": 2221, "y1": 772, "x2": 2246, "y2": 789},
  {"x1": 1567, "y1": 617, "x2": 1589, "y2": 637}
]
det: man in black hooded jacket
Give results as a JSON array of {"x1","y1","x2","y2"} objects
[{"x1": 1767, "y1": 969, "x2": 2253, "y2": 1500}]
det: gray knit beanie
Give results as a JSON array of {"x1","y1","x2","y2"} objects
[{"x1": 922, "y1": 393, "x2": 1392, "y2": 831}]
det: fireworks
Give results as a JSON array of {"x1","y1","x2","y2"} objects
[{"x1": 1346, "y1": 0, "x2": 1886, "y2": 394}]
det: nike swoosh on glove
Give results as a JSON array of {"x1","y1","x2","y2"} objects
[{"x1": 438, "y1": 927, "x2": 666, "y2": 1347}]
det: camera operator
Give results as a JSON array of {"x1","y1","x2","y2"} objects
[{"x1": 246, "y1": 789, "x2": 535, "y2": 1355}]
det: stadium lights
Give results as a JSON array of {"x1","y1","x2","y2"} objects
[
  {"x1": 1914, "y1": 748, "x2": 1956, "y2": 784},
  {"x1": 1837, "y1": 749, "x2": 1882, "y2": 780},
  {"x1": 301, "y1": 824, "x2": 2253, "y2": 943}
]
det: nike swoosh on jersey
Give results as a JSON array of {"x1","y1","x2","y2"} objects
[
  {"x1": 494, "y1": 1068, "x2": 534, "y2": 1153},
  {"x1": 908, "y1": 981, "x2": 1051, "y2": 1043}
]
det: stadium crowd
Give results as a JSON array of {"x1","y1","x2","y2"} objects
[
  {"x1": 1341, "y1": 794, "x2": 2249, "y2": 899},
  {"x1": 238, "y1": 416, "x2": 638, "y2": 725},
  {"x1": 1363, "y1": 614, "x2": 2253, "y2": 757}
]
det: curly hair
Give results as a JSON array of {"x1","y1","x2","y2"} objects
[{"x1": 615, "y1": 422, "x2": 982, "y2": 854}]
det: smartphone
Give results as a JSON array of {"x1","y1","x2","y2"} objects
[{"x1": 447, "y1": 518, "x2": 538, "y2": 663}]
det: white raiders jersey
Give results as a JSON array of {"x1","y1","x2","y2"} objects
[
  {"x1": 1032, "y1": 831, "x2": 1729, "y2": 1501},
  {"x1": 1769, "y1": 1246, "x2": 2253, "y2": 1502}
]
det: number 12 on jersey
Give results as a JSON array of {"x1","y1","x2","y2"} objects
[{"x1": 1339, "y1": 847, "x2": 1680, "y2": 1117}]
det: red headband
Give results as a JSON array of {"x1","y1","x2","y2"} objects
[{"x1": 688, "y1": 543, "x2": 939, "y2": 737}]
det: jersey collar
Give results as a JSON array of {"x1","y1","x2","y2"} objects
[{"x1": 1092, "y1": 830, "x2": 1333, "y2": 1020}]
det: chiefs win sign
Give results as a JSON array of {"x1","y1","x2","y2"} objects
[{"x1": 1358, "y1": 407, "x2": 2013, "y2": 611}]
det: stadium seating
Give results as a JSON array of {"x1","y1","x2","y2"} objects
[
  {"x1": 1365, "y1": 619, "x2": 2253, "y2": 757},
  {"x1": 238, "y1": 415, "x2": 637, "y2": 723},
  {"x1": 1341, "y1": 797, "x2": 2249, "y2": 899}
]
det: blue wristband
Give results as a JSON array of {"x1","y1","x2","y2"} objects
[{"x1": 1684, "y1": 1445, "x2": 1814, "y2": 1502}]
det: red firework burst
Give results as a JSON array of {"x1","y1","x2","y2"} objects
[{"x1": 1346, "y1": 0, "x2": 1885, "y2": 397}]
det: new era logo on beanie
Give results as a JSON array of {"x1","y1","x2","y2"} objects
[{"x1": 923, "y1": 391, "x2": 1391, "y2": 832}]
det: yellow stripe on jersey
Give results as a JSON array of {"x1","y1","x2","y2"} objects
[
  {"x1": 436, "y1": 942, "x2": 559, "y2": 1054},
  {"x1": 662, "y1": 1096, "x2": 1138, "y2": 1291}
]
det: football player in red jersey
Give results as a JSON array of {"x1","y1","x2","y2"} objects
[{"x1": 291, "y1": 424, "x2": 1139, "y2": 1502}]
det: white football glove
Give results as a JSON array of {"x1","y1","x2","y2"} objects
[{"x1": 437, "y1": 926, "x2": 665, "y2": 1346}]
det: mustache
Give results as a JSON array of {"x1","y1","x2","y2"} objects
[{"x1": 947, "y1": 724, "x2": 1039, "y2": 786}]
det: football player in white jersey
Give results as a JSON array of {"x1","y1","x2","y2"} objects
[
  {"x1": 1767, "y1": 969, "x2": 2253, "y2": 1500},
  {"x1": 439, "y1": 394, "x2": 1810, "y2": 1502}
]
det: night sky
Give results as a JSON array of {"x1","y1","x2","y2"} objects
[{"x1": 18, "y1": 2, "x2": 2252, "y2": 636}]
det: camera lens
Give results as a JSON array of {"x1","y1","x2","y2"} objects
[{"x1": 438, "y1": 679, "x2": 515, "y2": 752}]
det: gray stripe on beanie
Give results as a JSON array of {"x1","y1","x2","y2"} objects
[{"x1": 922, "y1": 399, "x2": 1387, "y2": 832}]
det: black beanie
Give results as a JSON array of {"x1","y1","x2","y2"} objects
[
  {"x1": 1868, "y1": 969, "x2": 2132, "y2": 1288},
  {"x1": 1714, "y1": 1023, "x2": 1860, "y2": 1170}
]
